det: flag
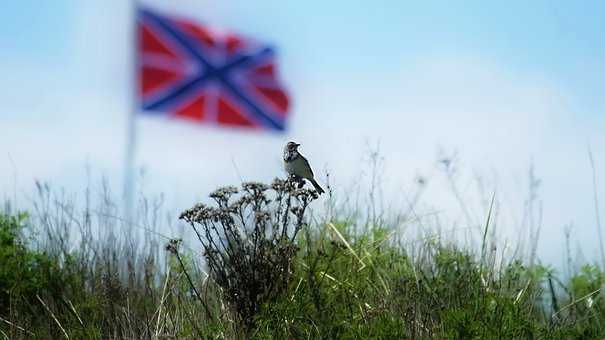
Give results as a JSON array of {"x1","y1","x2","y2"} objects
[{"x1": 137, "y1": 7, "x2": 291, "y2": 131}]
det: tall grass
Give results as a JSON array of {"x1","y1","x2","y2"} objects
[{"x1": 1, "y1": 161, "x2": 605, "y2": 338}]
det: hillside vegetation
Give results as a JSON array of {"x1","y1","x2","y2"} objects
[{"x1": 1, "y1": 179, "x2": 604, "y2": 339}]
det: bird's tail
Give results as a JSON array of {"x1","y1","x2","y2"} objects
[{"x1": 310, "y1": 178, "x2": 325, "y2": 195}]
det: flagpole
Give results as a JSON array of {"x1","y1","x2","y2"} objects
[{"x1": 124, "y1": 0, "x2": 138, "y2": 225}]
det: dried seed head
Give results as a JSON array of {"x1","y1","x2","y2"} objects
[
  {"x1": 187, "y1": 204, "x2": 215, "y2": 222},
  {"x1": 165, "y1": 238, "x2": 182, "y2": 254},
  {"x1": 292, "y1": 188, "x2": 318, "y2": 200},
  {"x1": 210, "y1": 186, "x2": 239, "y2": 200},
  {"x1": 242, "y1": 182, "x2": 269, "y2": 192},
  {"x1": 178, "y1": 209, "x2": 192, "y2": 220},
  {"x1": 271, "y1": 178, "x2": 287, "y2": 191},
  {"x1": 283, "y1": 178, "x2": 299, "y2": 192},
  {"x1": 290, "y1": 206, "x2": 303, "y2": 215},
  {"x1": 255, "y1": 211, "x2": 271, "y2": 222}
]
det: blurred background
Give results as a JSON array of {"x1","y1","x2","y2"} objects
[{"x1": 0, "y1": 0, "x2": 604, "y2": 266}]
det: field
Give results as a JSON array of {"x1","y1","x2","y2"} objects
[{"x1": 1, "y1": 173, "x2": 605, "y2": 339}]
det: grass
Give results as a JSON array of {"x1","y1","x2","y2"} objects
[{"x1": 1, "y1": 174, "x2": 605, "y2": 339}]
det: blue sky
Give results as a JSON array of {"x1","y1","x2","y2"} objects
[
  {"x1": 1, "y1": 0, "x2": 603, "y2": 117},
  {"x1": 0, "y1": 0, "x2": 604, "y2": 265},
  {"x1": 0, "y1": 2, "x2": 74, "y2": 60}
]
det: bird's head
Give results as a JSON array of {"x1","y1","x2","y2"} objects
[{"x1": 285, "y1": 141, "x2": 300, "y2": 152}]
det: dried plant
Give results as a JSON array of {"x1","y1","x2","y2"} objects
[{"x1": 179, "y1": 178, "x2": 319, "y2": 329}]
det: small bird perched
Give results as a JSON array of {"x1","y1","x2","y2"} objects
[{"x1": 283, "y1": 141, "x2": 325, "y2": 194}]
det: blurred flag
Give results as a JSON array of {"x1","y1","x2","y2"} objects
[{"x1": 137, "y1": 7, "x2": 290, "y2": 131}]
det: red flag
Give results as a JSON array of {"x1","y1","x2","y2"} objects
[{"x1": 138, "y1": 7, "x2": 291, "y2": 131}]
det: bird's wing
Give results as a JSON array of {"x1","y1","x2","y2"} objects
[{"x1": 300, "y1": 155, "x2": 315, "y2": 178}]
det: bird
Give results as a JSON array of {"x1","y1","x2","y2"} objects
[{"x1": 283, "y1": 141, "x2": 325, "y2": 194}]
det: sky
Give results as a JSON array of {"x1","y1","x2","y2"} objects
[{"x1": 0, "y1": 1, "x2": 604, "y2": 267}]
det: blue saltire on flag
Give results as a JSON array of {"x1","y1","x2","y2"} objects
[{"x1": 138, "y1": 7, "x2": 291, "y2": 131}]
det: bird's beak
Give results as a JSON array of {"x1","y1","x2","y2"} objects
[{"x1": 295, "y1": 143, "x2": 300, "y2": 147}]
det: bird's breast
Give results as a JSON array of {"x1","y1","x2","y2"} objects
[{"x1": 284, "y1": 157, "x2": 312, "y2": 179}]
